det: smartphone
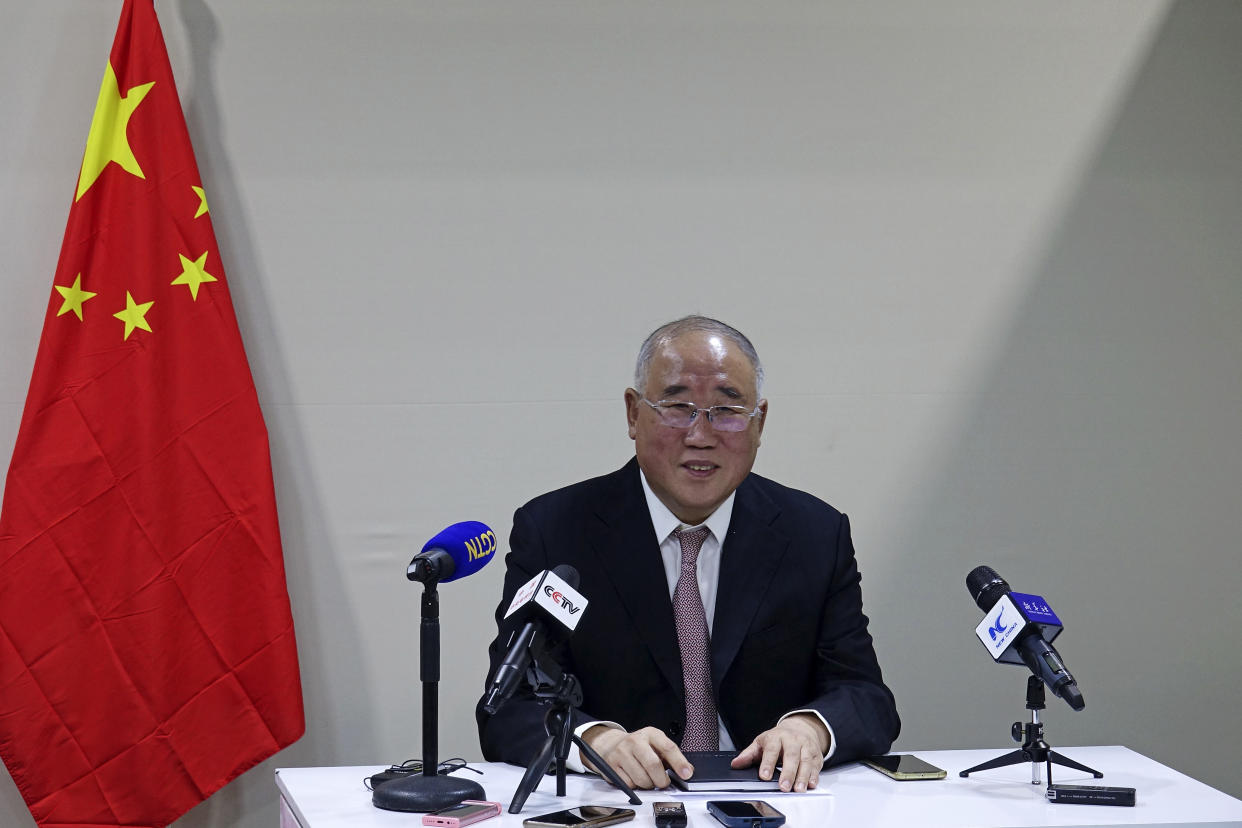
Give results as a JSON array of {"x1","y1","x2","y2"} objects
[
  {"x1": 706, "y1": 800, "x2": 786, "y2": 828},
  {"x1": 423, "y1": 800, "x2": 502, "y2": 827},
  {"x1": 652, "y1": 801, "x2": 687, "y2": 828},
  {"x1": 860, "y1": 754, "x2": 947, "y2": 781},
  {"x1": 521, "y1": 805, "x2": 636, "y2": 828}
]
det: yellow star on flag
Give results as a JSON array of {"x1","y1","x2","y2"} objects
[
  {"x1": 54, "y1": 274, "x2": 98, "y2": 321},
  {"x1": 171, "y1": 251, "x2": 218, "y2": 300},
  {"x1": 76, "y1": 62, "x2": 155, "y2": 201},
  {"x1": 113, "y1": 292, "x2": 154, "y2": 340},
  {"x1": 192, "y1": 185, "x2": 209, "y2": 218}
]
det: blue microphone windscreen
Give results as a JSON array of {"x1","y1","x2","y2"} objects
[{"x1": 422, "y1": 521, "x2": 498, "y2": 583}]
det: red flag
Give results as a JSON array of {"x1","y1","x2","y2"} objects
[{"x1": 0, "y1": 2, "x2": 304, "y2": 825}]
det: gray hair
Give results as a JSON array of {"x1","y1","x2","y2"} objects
[{"x1": 633, "y1": 315, "x2": 764, "y2": 398}]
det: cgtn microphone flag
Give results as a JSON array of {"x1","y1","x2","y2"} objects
[{"x1": 0, "y1": 2, "x2": 304, "y2": 826}]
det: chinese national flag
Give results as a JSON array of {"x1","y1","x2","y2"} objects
[{"x1": 0, "y1": 1, "x2": 304, "y2": 826}]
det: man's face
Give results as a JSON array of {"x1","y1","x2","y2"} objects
[{"x1": 624, "y1": 330, "x2": 767, "y2": 525}]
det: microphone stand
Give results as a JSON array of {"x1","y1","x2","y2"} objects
[
  {"x1": 959, "y1": 676, "x2": 1102, "y2": 784},
  {"x1": 506, "y1": 640, "x2": 641, "y2": 814},
  {"x1": 373, "y1": 580, "x2": 487, "y2": 812}
]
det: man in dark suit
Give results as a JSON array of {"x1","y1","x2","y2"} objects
[{"x1": 477, "y1": 316, "x2": 898, "y2": 793}]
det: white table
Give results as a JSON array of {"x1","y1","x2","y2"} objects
[{"x1": 277, "y1": 746, "x2": 1242, "y2": 828}]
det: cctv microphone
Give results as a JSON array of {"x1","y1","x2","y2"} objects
[
  {"x1": 967, "y1": 565, "x2": 1085, "y2": 711},
  {"x1": 407, "y1": 521, "x2": 498, "y2": 584},
  {"x1": 480, "y1": 564, "x2": 587, "y2": 715}
]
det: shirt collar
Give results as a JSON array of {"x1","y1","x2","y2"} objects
[{"x1": 638, "y1": 468, "x2": 735, "y2": 544}]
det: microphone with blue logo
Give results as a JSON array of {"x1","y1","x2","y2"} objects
[
  {"x1": 407, "y1": 520, "x2": 498, "y2": 584},
  {"x1": 374, "y1": 522, "x2": 499, "y2": 814},
  {"x1": 967, "y1": 565, "x2": 1085, "y2": 711}
]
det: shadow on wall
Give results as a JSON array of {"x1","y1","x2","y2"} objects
[
  {"x1": 170, "y1": 1, "x2": 370, "y2": 826},
  {"x1": 873, "y1": 0, "x2": 1242, "y2": 799}
]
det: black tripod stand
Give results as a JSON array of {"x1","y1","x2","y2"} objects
[
  {"x1": 508, "y1": 658, "x2": 641, "y2": 814},
  {"x1": 960, "y1": 676, "x2": 1102, "y2": 785}
]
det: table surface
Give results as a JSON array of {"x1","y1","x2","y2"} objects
[{"x1": 277, "y1": 746, "x2": 1242, "y2": 828}]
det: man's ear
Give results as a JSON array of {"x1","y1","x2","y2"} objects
[
  {"x1": 755, "y1": 399, "x2": 768, "y2": 444},
  {"x1": 624, "y1": 388, "x2": 640, "y2": 440}
]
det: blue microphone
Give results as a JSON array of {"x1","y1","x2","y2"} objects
[
  {"x1": 378, "y1": 521, "x2": 498, "y2": 813},
  {"x1": 407, "y1": 521, "x2": 498, "y2": 584},
  {"x1": 967, "y1": 565, "x2": 1084, "y2": 710}
]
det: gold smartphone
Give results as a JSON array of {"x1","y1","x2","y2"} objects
[{"x1": 860, "y1": 754, "x2": 947, "y2": 780}]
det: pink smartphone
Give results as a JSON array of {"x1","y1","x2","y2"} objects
[{"x1": 422, "y1": 800, "x2": 503, "y2": 827}]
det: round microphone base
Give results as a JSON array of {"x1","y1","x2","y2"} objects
[{"x1": 372, "y1": 772, "x2": 486, "y2": 813}]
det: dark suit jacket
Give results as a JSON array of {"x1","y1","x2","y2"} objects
[{"x1": 476, "y1": 458, "x2": 899, "y2": 767}]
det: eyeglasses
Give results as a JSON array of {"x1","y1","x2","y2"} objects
[{"x1": 639, "y1": 397, "x2": 762, "y2": 432}]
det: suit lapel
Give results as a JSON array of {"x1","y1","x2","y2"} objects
[
  {"x1": 711, "y1": 478, "x2": 788, "y2": 693},
  {"x1": 588, "y1": 461, "x2": 684, "y2": 694}
]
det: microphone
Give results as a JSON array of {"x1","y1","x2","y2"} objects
[
  {"x1": 480, "y1": 564, "x2": 587, "y2": 716},
  {"x1": 375, "y1": 521, "x2": 497, "y2": 813},
  {"x1": 966, "y1": 565, "x2": 1085, "y2": 711},
  {"x1": 407, "y1": 521, "x2": 498, "y2": 584}
]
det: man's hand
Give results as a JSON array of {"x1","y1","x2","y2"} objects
[
  {"x1": 581, "y1": 725, "x2": 694, "y2": 790},
  {"x1": 731, "y1": 713, "x2": 830, "y2": 792}
]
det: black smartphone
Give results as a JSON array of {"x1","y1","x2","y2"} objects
[
  {"x1": 860, "y1": 754, "x2": 947, "y2": 780},
  {"x1": 521, "y1": 805, "x2": 636, "y2": 828},
  {"x1": 706, "y1": 800, "x2": 786, "y2": 828},
  {"x1": 652, "y1": 801, "x2": 687, "y2": 828}
]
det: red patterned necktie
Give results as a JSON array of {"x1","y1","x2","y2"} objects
[{"x1": 673, "y1": 526, "x2": 718, "y2": 750}]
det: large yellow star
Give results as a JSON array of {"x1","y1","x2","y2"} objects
[
  {"x1": 170, "y1": 251, "x2": 218, "y2": 300},
  {"x1": 54, "y1": 274, "x2": 98, "y2": 321},
  {"x1": 113, "y1": 292, "x2": 154, "y2": 340},
  {"x1": 76, "y1": 62, "x2": 155, "y2": 201},
  {"x1": 192, "y1": 185, "x2": 209, "y2": 218}
]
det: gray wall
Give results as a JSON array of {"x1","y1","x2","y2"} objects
[{"x1": 2, "y1": 2, "x2": 1239, "y2": 827}]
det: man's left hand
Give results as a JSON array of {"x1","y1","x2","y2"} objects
[{"x1": 730, "y1": 713, "x2": 830, "y2": 792}]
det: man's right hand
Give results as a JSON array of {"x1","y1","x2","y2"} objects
[{"x1": 581, "y1": 725, "x2": 693, "y2": 790}]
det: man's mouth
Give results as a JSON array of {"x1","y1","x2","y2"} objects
[{"x1": 683, "y1": 462, "x2": 717, "y2": 473}]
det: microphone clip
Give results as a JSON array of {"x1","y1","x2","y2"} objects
[{"x1": 407, "y1": 549, "x2": 455, "y2": 584}]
